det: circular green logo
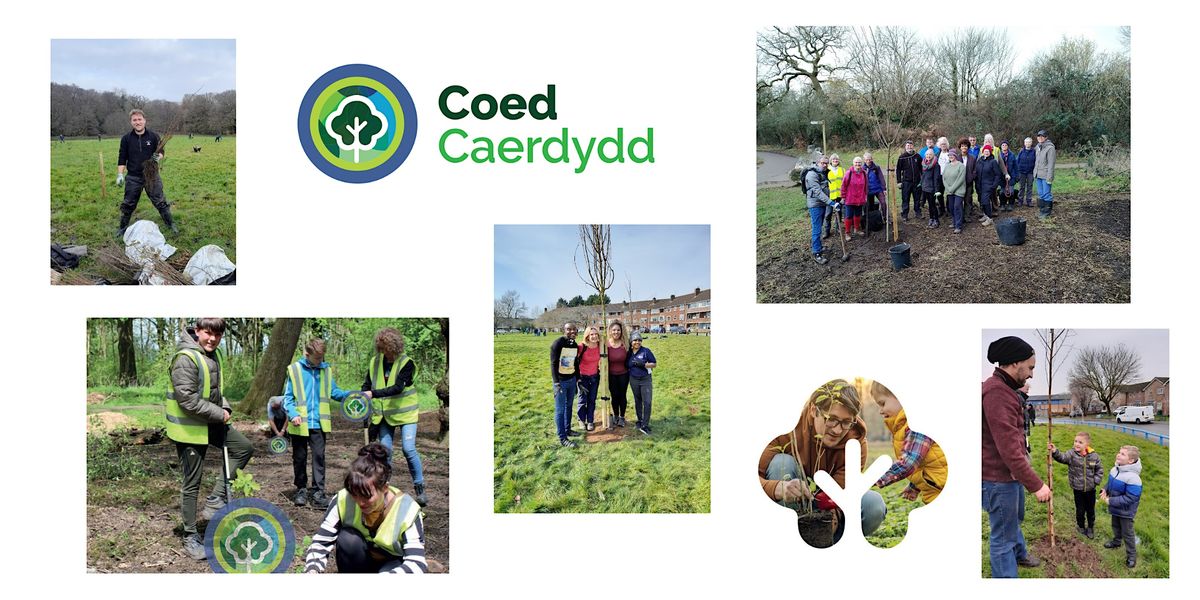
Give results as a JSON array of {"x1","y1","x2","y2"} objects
[
  {"x1": 340, "y1": 391, "x2": 371, "y2": 423},
  {"x1": 204, "y1": 498, "x2": 296, "y2": 573},
  {"x1": 268, "y1": 436, "x2": 289, "y2": 455},
  {"x1": 297, "y1": 64, "x2": 418, "y2": 183}
]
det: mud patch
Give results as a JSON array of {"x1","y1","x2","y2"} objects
[
  {"x1": 1031, "y1": 534, "x2": 1112, "y2": 578},
  {"x1": 758, "y1": 193, "x2": 1130, "y2": 303},
  {"x1": 87, "y1": 392, "x2": 108, "y2": 404},
  {"x1": 88, "y1": 412, "x2": 135, "y2": 433}
]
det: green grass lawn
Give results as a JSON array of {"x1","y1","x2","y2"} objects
[
  {"x1": 51, "y1": 136, "x2": 236, "y2": 267},
  {"x1": 865, "y1": 446, "x2": 915, "y2": 549},
  {"x1": 981, "y1": 426, "x2": 1169, "y2": 578},
  {"x1": 493, "y1": 334, "x2": 710, "y2": 513}
]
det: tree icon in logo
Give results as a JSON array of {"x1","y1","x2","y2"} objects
[
  {"x1": 324, "y1": 95, "x2": 389, "y2": 164},
  {"x1": 225, "y1": 521, "x2": 274, "y2": 573}
]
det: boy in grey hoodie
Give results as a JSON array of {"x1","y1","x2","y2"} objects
[{"x1": 1048, "y1": 432, "x2": 1103, "y2": 538}]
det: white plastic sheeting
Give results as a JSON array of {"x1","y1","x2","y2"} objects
[
  {"x1": 122, "y1": 220, "x2": 177, "y2": 285},
  {"x1": 184, "y1": 244, "x2": 236, "y2": 285}
]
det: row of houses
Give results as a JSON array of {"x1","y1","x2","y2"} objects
[
  {"x1": 1027, "y1": 377, "x2": 1170, "y2": 416},
  {"x1": 536, "y1": 287, "x2": 712, "y2": 335}
]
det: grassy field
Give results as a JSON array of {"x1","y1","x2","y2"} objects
[
  {"x1": 493, "y1": 334, "x2": 710, "y2": 513},
  {"x1": 865, "y1": 446, "x2": 915, "y2": 549},
  {"x1": 981, "y1": 425, "x2": 1169, "y2": 578},
  {"x1": 51, "y1": 136, "x2": 236, "y2": 271}
]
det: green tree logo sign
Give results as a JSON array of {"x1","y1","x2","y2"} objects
[
  {"x1": 298, "y1": 64, "x2": 418, "y2": 183},
  {"x1": 325, "y1": 95, "x2": 389, "y2": 164},
  {"x1": 204, "y1": 498, "x2": 297, "y2": 573}
]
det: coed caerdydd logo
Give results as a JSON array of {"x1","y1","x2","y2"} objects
[
  {"x1": 297, "y1": 64, "x2": 418, "y2": 183},
  {"x1": 204, "y1": 498, "x2": 297, "y2": 573}
]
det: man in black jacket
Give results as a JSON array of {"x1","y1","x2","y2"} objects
[
  {"x1": 550, "y1": 323, "x2": 581, "y2": 448},
  {"x1": 116, "y1": 109, "x2": 177, "y2": 238},
  {"x1": 896, "y1": 141, "x2": 922, "y2": 221}
]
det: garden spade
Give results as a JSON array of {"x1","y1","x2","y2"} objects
[
  {"x1": 834, "y1": 207, "x2": 850, "y2": 262},
  {"x1": 221, "y1": 425, "x2": 234, "y2": 504}
]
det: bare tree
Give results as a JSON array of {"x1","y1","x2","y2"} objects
[
  {"x1": 494, "y1": 289, "x2": 528, "y2": 329},
  {"x1": 1069, "y1": 344, "x2": 1142, "y2": 415},
  {"x1": 1035, "y1": 328, "x2": 1073, "y2": 548},
  {"x1": 238, "y1": 318, "x2": 304, "y2": 415},
  {"x1": 576, "y1": 225, "x2": 615, "y2": 429},
  {"x1": 845, "y1": 26, "x2": 939, "y2": 240},
  {"x1": 937, "y1": 28, "x2": 1015, "y2": 110},
  {"x1": 757, "y1": 26, "x2": 847, "y2": 104}
]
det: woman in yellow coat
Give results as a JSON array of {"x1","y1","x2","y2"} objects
[
  {"x1": 823, "y1": 154, "x2": 846, "y2": 239},
  {"x1": 868, "y1": 381, "x2": 947, "y2": 503}
]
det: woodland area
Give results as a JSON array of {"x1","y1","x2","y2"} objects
[
  {"x1": 757, "y1": 26, "x2": 1130, "y2": 155},
  {"x1": 86, "y1": 318, "x2": 448, "y2": 417},
  {"x1": 51, "y1": 83, "x2": 236, "y2": 137}
]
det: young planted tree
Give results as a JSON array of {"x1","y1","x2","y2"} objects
[
  {"x1": 845, "y1": 26, "x2": 939, "y2": 242},
  {"x1": 1036, "y1": 328, "x2": 1073, "y2": 547},
  {"x1": 576, "y1": 225, "x2": 615, "y2": 430},
  {"x1": 238, "y1": 318, "x2": 304, "y2": 415}
]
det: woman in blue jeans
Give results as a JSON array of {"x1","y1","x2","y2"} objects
[{"x1": 363, "y1": 327, "x2": 427, "y2": 506}]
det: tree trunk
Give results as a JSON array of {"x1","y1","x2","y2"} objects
[
  {"x1": 237, "y1": 318, "x2": 304, "y2": 416},
  {"x1": 117, "y1": 318, "x2": 138, "y2": 385},
  {"x1": 436, "y1": 317, "x2": 450, "y2": 441}
]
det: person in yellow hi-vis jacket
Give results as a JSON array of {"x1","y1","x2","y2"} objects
[
  {"x1": 362, "y1": 327, "x2": 426, "y2": 506},
  {"x1": 302, "y1": 443, "x2": 428, "y2": 573},
  {"x1": 165, "y1": 318, "x2": 255, "y2": 560},
  {"x1": 868, "y1": 380, "x2": 947, "y2": 503},
  {"x1": 283, "y1": 339, "x2": 352, "y2": 508}
]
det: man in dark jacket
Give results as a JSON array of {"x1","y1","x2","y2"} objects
[
  {"x1": 550, "y1": 323, "x2": 581, "y2": 447},
  {"x1": 1016, "y1": 137, "x2": 1037, "y2": 207},
  {"x1": 116, "y1": 109, "x2": 177, "y2": 238},
  {"x1": 896, "y1": 141, "x2": 923, "y2": 220},
  {"x1": 983, "y1": 335, "x2": 1052, "y2": 578},
  {"x1": 863, "y1": 152, "x2": 887, "y2": 234},
  {"x1": 804, "y1": 156, "x2": 840, "y2": 264},
  {"x1": 976, "y1": 145, "x2": 1004, "y2": 226}
]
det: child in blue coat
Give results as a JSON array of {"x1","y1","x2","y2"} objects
[{"x1": 1100, "y1": 445, "x2": 1143, "y2": 568}]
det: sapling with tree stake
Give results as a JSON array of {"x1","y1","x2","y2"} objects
[
  {"x1": 576, "y1": 225, "x2": 615, "y2": 431},
  {"x1": 1036, "y1": 328, "x2": 1074, "y2": 548}
]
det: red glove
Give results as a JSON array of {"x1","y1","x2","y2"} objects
[{"x1": 814, "y1": 491, "x2": 839, "y2": 511}]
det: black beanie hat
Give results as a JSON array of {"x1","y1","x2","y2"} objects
[{"x1": 987, "y1": 336, "x2": 1034, "y2": 365}]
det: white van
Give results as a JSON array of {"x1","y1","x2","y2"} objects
[{"x1": 1114, "y1": 405, "x2": 1154, "y2": 424}]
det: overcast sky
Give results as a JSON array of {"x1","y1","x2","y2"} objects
[
  {"x1": 495, "y1": 225, "x2": 710, "y2": 314},
  {"x1": 51, "y1": 39, "x2": 235, "y2": 100},
  {"x1": 908, "y1": 26, "x2": 1126, "y2": 73},
  {"x1": 981, "y1": 329, "x2": 1168, "y2": 395}
]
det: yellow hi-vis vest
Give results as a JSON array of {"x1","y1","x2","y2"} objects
[
  {"x1": 336, "y1": 486, "x2": 421, "y2": 557},
  {"x1": 164, "y1": 348, "x2": 224, "y2": 445},
  {"x1": 285, "y1": 361, "x2": 333, "y2": 436},
  {"x1": 369, "y1": 354, "x2": 417, "y2": 426},
  {"x1": 828, "y1": 165, "x2": 846, "y2": 200},
  {"x1": 886, "y1": 409, "x2": 948, "y2": 503}
]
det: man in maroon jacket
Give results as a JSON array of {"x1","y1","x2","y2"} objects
[{"x1": 982, "y1": 335, "x2": 1052, "y2": 577}]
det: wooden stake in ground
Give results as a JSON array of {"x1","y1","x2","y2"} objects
[
  {"x1": 1037, "y1": 328, "x2": 1074, "y2": 548},
  {"x1": 99, "y1": 152, "x2": 107, "y2": 202}
]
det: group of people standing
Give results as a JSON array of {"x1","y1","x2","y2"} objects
[
  {"x1": 166, "y1": 318, "x2": 429, "y2": 573},
  {"x1": 550, "y1": 320, "x2": 658, "y2": 447},
  {"x1": 801, "y1": 129, "x2": 1058, "y2": 263}
]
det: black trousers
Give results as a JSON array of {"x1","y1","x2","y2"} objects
[
  {"x1": 922, "y1": 190, "x2": 940, "y2": 219},
  {"x1": 900, "y1": 181, "x2": 919, "y2": 216},
  {"x1": 1072, "y1": 488, "x2": 1096, "y2": 528},
  {"x1": 631, "y1": 375, "x2": 653, "y2": 427},
  {"x1": 120, "y1": 174, "x2": 169, "y2": 213},
  {"x1": 335, "y1": 527, "x2": 413, "y2": 573},
  {"x1": 1110, "y1": 515, "x2": 1137, "y2": 561},
  {"x1": 175, "y1": 424, "x2": 254, "y2": 535},
  {"x1": 291, "y1": 429, "x2": 327, "y2": 490},
  {"x1": 609, "y1": 371, "x2": 630, "y2": 418}
]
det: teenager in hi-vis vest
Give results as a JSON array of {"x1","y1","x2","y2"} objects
[
  {"x1": 283, "y1": 338, "x2": 352, "y2": 508},
  {"x1": 164, "y1": 318, "x2": 255, "y2": 560},
  {"x1": 362, "y1": 327, "x2": 426, "y2": 506}
]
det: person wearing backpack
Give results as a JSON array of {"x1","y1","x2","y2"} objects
[{"x1": 802, "y1": 156, "x2": 841, "y2": 265}]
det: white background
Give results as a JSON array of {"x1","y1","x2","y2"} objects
[{"x1": 0, "y1": 0, "x2": 1191, "y2": 594}]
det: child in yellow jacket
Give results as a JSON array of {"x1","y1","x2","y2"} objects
[{"x1": 867, "y1": 380, "x2": 948, "y2": 503}]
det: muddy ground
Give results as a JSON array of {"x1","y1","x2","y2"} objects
[
  {"x1": 87, "y1": 412, "x2": 448, "y2": 573},
  {"x1": 758, "y1": 193, "x2": 1130, "y2": 303},
  {"x1": 1031, "y1": 535, "x2": 1111, "y2": 578}
]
